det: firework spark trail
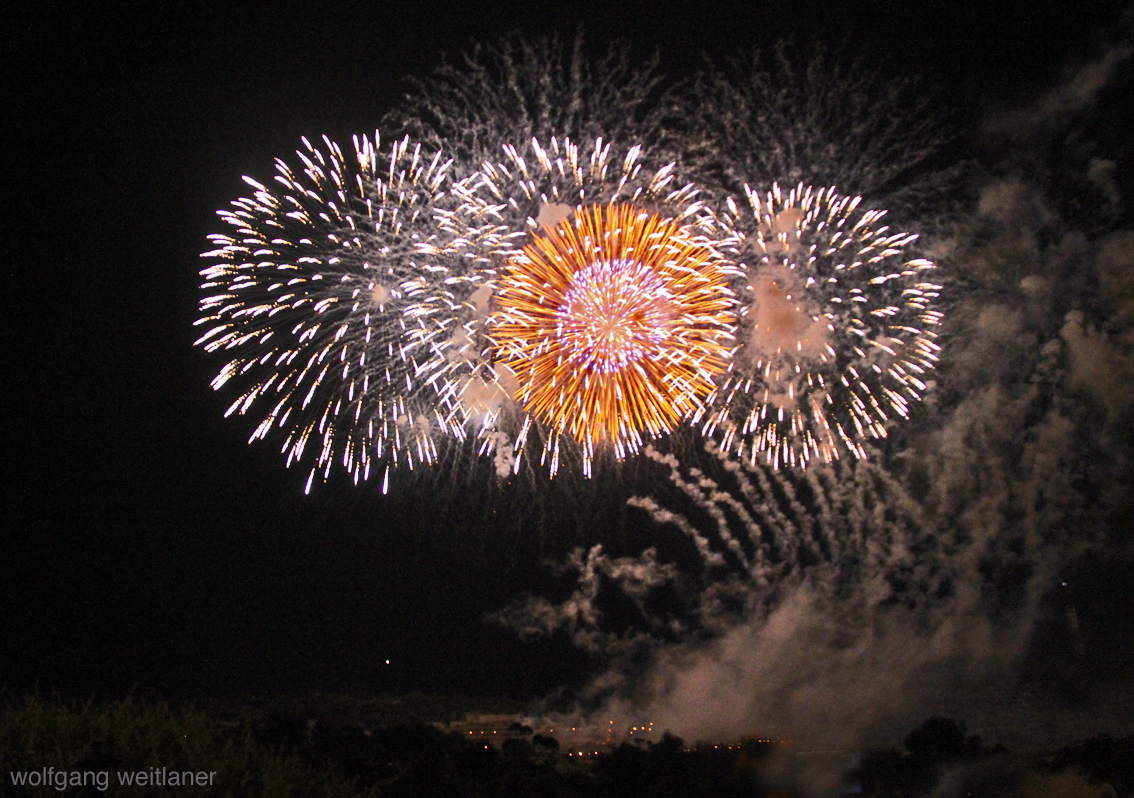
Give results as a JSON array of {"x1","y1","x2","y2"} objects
[
  {"x1": 630, "y1": 443, "x2": 941, "y2": 625},
  {"x1": 196, "y1": 133, "x2": 461, "y2": 492},
  {"x1": 703, "y1": 182, "x2": 942, "y2": 469},
  {"x1": 495, "y1": 439, "x2": 943, "y2": 660},
  {"x1": 424, "y1": 136, "x2": 740, "y2": 476}
]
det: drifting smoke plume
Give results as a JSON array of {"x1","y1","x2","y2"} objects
[{"x1": 493, "y1": 39, "x2": 1134, "y2": 751}]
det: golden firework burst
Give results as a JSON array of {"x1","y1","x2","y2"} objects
[{"x1": 491, "y1": 203, "x2": 734, "y2": 467}]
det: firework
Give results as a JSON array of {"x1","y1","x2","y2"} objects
[
  {"x1": 195, "y1": 134, "x2": 459, "y2": 492},
  {"x1": 196, "y1": 36, "x2": 953, "y2": 487},
  {"x1": 656, "y1": 41, "x2": 960, "y2": 222},
  {"x1": 384, "y1": 33, "x2": 663, "y2": 171},
  {"x1": 703, "y1": 183, "x2": 942, "y2": 468},
  {"x1": 426, "y1": 136, "x2": 737, "y2": 475},
  {"x1": 492, "y1": 203, "x2": 734, "y2": 472}
]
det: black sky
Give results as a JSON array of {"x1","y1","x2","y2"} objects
[{"x1": 3, "y1": 1, "x2": 1131, "y2": 704}]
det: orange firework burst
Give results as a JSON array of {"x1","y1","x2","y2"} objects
[{"x1": 491, "y1": 203, "x2": 734, "y2": 470}]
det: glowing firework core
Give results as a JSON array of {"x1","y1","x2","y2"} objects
[
  {"x1": 492, "y1": 203, "x2": 733, "y2": 461},
  {"x1": 559, "y1": 259, "x2": 674, "y2": 373}
]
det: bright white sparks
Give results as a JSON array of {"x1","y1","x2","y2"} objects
[
  {"x1": 196, "y1": 133, "x2": 462, "y2": 490},
  {"x1": 703, "y1": 183, "x2": 942, "y2": 469},
  {"x1": 198, "y1": 139, "x2": 941, "y2": 488}
]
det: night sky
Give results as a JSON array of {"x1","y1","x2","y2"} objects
[{"x1": 4, "y1": 0, "x2": 1132, "y2": 738}]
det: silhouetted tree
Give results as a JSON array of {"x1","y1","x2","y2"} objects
[{"x1": 903, "y1": 716, "x2": 983, "y2": 766}]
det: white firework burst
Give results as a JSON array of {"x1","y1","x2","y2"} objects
[
  {"x1": 195, "y1": 133, "x2": 462, "y2": 492},
  {"x1": 703, "y1": 182, "x2": 942, "y2": 468}
]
